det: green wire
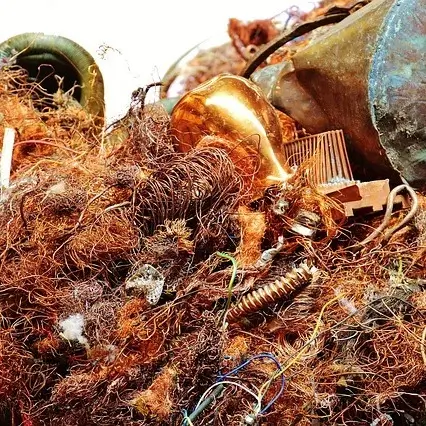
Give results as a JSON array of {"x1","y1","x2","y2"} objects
[
  {"x1": 182, "y1": 384, "x2": 226, "y2": 425},
  {"x1": 182, "y1": 410, "x2": 195, "y2": 426},
  {"x1": 216, "y1": 252, "x2": 238, "y2": 325}
]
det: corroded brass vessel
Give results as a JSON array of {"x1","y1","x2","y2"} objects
[{"x1": 252, "y1": 0, "x2": 426, "y2": 185}]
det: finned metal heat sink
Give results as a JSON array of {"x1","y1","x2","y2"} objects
[{"x1": 283, "y1": 129, "x2": 354, "y2": 186}]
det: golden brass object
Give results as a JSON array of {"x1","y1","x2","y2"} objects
[{"x1": 170, "y1": 74, "x2": 292, "y2": 192}]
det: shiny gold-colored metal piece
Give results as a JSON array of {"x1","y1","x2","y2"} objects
[{"x1": 170, "y1": 74, "x2": 292, "y2": 192}]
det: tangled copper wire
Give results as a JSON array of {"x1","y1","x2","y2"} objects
[
  {"x1": 136, "y1": 147, "x2": 243, "y2": 247},
  {"x1": 1, "y1": 10, "x2": 426, "y2": 425}
]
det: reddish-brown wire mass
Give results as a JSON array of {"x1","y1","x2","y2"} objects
[{"x1": 1, "y1": 2, "x2": 426, "y2": 425}]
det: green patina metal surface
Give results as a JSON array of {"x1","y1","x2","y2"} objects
[
  {"x1": 0, "y1": 33, "x2": 105, "y2": 119},
  {"x1": 369, "y1": 0, "x2": 426, "y2": 185},
  {"x1": 252, "y1": 0, "x2": 426, "y2": 185}
]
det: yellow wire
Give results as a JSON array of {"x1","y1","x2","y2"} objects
[
  {"x1": 397, "y1": 256, "x2": 403, "y2": 283},
  {"x1": 256, "y1": 293, "x2": 345, "y2": 408}
]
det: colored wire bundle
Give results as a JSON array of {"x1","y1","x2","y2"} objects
[
  {"x1": 217, "y1": 352, "x2": 285, "y2": 414},
  {"x1": 183, "y1": 352, "x2": 285, "y2": 424}
]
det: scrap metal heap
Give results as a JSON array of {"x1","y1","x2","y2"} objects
[{"x1": 0, "y1": 0, "x2": 425, "y2": 425}]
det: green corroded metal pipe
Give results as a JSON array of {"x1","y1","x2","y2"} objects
[
  {"x1": 0, "y1": 33, "x2": 105, "y2": 120},
  {"x1": 252, "y1": 0, "x2": 426, "y2": 186}
]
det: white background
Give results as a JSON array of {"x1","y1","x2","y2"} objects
[{"x1": 1, "y1": 0, "x2": 312, "y2": 122}]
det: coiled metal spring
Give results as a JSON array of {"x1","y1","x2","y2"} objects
[{"x1": 227, "y1": 263, "x2": 317, "y2": 323}]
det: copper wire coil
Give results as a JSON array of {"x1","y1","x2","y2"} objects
[{"x1": 227, "y1": 263, "x2": 316, "y2": 323}]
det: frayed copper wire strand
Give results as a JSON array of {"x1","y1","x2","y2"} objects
[
  {"x1": 352, "y1": 325, "x2": 425, "y2": 395},
  {"x1": 317, "y1": 295, "x2": 426, "y2": 412},
  {"x1": 0, "y1": 66, "x2": 100, "y2": 166},
  {"x1": 249, "y1": 293, "x2": 425, "y2": 424},
  {"x1": 66, "y1": 212, "x2": 139, "y2": 268},
  {"x1": 12, "y1": 140, "x2": 83, "y2": 155},
  {"x1": 277, "y1": 329, "x2": 324, "y2": 363},
  {"x1": 302, "y1": 225, "x2": 421, "y2": 281},
  {"x1": 108, "y1": 102, "x2": 174, "y2": 164}
]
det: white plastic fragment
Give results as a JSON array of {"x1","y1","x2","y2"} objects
[
  {"x1": 59, "y1": 313, "x2": 88, "y2": 347},
  {"x1": 334, "y1": 287, "x2": 358, "y2": 315},
  {"x1": 371, "y1": 414, "x2": 393, "y2": 426},
  {"x1": 46, "y1": 181, "x2": 67, "y2": 196},
  {"x1": 0, "y1": 127, "x2": 16, "y2": 191},
  {"x1": 244, "y1": 413, "x2": 257, "y2": 425}
]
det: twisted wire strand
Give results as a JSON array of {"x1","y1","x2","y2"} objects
[
  {"x1": 136, "y1": 148, "x2": 241, "y2": 233},
  {"x1": 351, "y1": 184, "x2": 418, "y2": 249}
]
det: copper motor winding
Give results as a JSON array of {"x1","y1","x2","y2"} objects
[{"x1": 227, "y1": 263, "x2": 317, "y2": 323}]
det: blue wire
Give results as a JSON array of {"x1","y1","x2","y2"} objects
[
  {"x1": 217, "y1": 352, "x2": 286, "y2": 414},
  {"x1": 260, "y1": 373, "x2": 285, "y2": 414},
  {"x1": 217, "y1": 352, "x2": 278, "y2": 380}
]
